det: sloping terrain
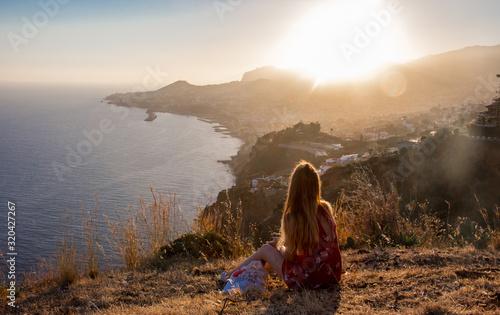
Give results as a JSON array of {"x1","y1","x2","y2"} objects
[{"x1": 9, "y1": 248, "x2": 499, "y2": 314}]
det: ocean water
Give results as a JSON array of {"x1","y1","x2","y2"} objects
[{"x1": 0, "y1": 84, "x2": 242, "y2": 274}]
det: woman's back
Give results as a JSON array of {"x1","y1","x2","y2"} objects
[{"x1": 282, "y1": 205, "x2": 342, "y2": 290}]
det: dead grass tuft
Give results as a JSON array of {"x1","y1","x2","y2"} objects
[
  {"x1": 334, "y1": 166, "x2": 444, "y2": 248},
  {"x1": 57, "y1": 215, "x2": 78, "y2": 287},
  {"x1": 82, "y1": 192, "x2": 103, "y2": 279},
  {"x1": 105, "y1": 186, "x2": 186, "y2": 269},
  {"x1": 478, "y1": 198, "x2": 500, "y2": 250},
  {"x1": 194, "y1": 189, "x2": 254, "y2": 257}
]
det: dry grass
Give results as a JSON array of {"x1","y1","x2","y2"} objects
[
  {"x1": 335, "y1": 166, "x2": 444, "y2": 248},
  {"x1": 19, "y1": 257, "x2": 57, "y2": 288},
  {"x1": 1, "y1": 187, "x2": 186, "y2": 296},
  {"x1": 82, "y1": 193, "x2": 103, "y2": 279},
  {"x1": 334, "y1": 173, "x2": 401, "y2": 247},
  {"x1": 194, "y1": 189, "x2": 254, "y2": 258},
  {"x1": 105, "y1": 186, "x2": 186, "y2": 269},
  {"x1": 7, "y1": 247, "x2": 499, "y2": 314},
  {"x1": 195, "y1": 190, "x2": 243, "y2": 238},
  {"x1": 3, "y1": 181, "x2": 499, "y2": 313},
  {"x1": 56, "y1": 215, "x2": 79, "y2": 287},
  {"x1": 478, "y1": 199, "x2": 500, "y2": 250}
]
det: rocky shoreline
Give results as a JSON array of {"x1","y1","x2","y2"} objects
[{"x1": 144, "y1": 109, "x2": 157, "y2": 122}]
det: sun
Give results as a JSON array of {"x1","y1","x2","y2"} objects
[{"x1": 274, "y1": 0, "x2": 410, "y2": 85}]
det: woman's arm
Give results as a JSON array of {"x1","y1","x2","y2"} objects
[
  {"x1": 267, "y1": 237, "x2": 288, "y2": 258},
  {"x1": 266, "y1": 237, "x2": 280, "y2": 247}
]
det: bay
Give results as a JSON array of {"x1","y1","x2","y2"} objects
[{"x1": 0, "y1": 83, "x2": 242, "y2": 274}]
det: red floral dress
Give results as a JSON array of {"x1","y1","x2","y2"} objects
[{"x1": 281, "y1": 207, "x2": 342, "y2": 290}]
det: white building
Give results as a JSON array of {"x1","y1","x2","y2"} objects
[
  {"x1": 402, "y1": 116, "x2": 416, "y2": 132},
  {"x1": 317, "y1": 165, "x2": 332, "y2": 176},
  {"x1": 251, "y1": 178, "x2": 268, "y2": 188},
  {"x1": 326, "y1": 158, "x2": 339, "y2": 165},
  {"x1": 387, "y1": 147, "x2": 398, "y2": 154},
  {"x1": 339, "y1": 154, "x2": 359, "y2": 164}
]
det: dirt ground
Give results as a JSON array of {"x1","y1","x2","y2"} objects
[{"x1": 3, "y1": 247, "x2": 499, "y2": 314}]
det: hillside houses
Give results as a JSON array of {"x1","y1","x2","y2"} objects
[
  {"x1": 317, "y1": 152, "x2": 371, "y2": 175},
  {"x1": 250, "y1": 174, "x2": 289, "y2": 193},
  {"x1": 386, "y1": 147, "x2": 399, "y2": 154},
  {"x1": 402, "y1": 116, "x2": 416, "y2": 132},
  {"x1": 340, "y1": 154, "x2": 359, "y2": 164},
  {"x1": 317, "y1": 165, "x2": 332, "y2": 175}
]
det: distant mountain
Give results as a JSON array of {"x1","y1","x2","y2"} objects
[
  {"x1": 241, "y1": 66, "x2": 303, "y2": 82},
  {"x1": 157, "y1": 80, "x2": 194, "y2": 92},
  {"x1": 105, "y1": 45, "x2": 500, "y2": 137},
  {"x1": 409, "y1": 45, "x2": 500, "y2": 80}
]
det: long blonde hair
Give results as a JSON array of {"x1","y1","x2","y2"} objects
[{"x1": 280, "y1": 161, "x2": 332, "y2": 258}]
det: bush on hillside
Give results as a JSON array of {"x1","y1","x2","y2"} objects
[
  {"x1": 335, "y1": 166, "x2": 445, "y2": 248},
  {"x1": 158, "y1": 231, "x2": 242, "y2": 260},
  {"x1": 449, "y1": 217, "x2": 490, "y2": 249}
]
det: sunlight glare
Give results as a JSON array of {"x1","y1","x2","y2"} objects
[{"x1": 274, "y1": 0, "x2": 409, "y2": 84}]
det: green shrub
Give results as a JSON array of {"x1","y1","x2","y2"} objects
[
  {"x1": 159, "y1": 231, "x2": 243, "y2": 260},
  {"x1": 346, "y1": 237, "x2": 355, "y2": 249},
  {"x1": 398, "y1": 231, "x2": 418, "y2": 247},
  {"x1": 335, "y1": 167, "x2": 444, "y2": 249},
  {"x1": 449, "y1": 217, "x2": 490, "y2": 248}
]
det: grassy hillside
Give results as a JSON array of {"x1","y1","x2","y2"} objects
[
  {"x1": 2, "y1": 163, "x2": 499, "y2": 313},
  {"x1": 3, "y1": 125, "x2": 500, "y2": 313},
  {"x1": 202, "y1": 124, "x2": 500, "y2": 248}
]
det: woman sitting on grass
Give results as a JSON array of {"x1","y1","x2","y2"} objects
[{"x1": 221, "y1": 161, "x2": 342, "y2": 290}]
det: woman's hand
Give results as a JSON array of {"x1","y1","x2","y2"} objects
[{"x1": 266, "y1": 237, "x2": 280, "y2": 247}]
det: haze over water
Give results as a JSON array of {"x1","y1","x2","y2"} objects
[{"x1": 0, "y1": 84, "x2": 242, "y2": 273}]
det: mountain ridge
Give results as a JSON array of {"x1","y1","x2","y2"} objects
[{"x1": 105, "y1": 44, "x2": 500, "y2": 141}]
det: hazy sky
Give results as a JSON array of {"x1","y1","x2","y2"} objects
[{"x1": 1, "y1": 0, "x2": 499, "y2": 87}]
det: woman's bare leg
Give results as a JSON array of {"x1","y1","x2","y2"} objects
[{"x1": 227, "y1": 244, "x2": 285, "y2": 279}]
